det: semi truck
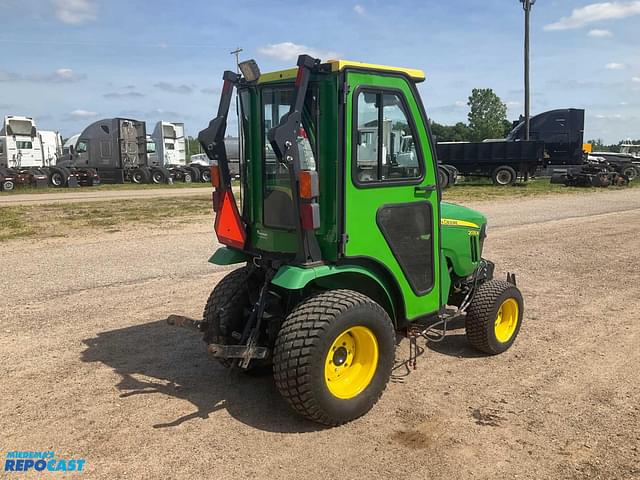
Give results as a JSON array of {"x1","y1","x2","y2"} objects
[
  {"x1": 0, "y1": 115, "x2": 99, "y2": 189},
  {"x1": 61, "y1": 117, "x2": 169, "y2": 184}
]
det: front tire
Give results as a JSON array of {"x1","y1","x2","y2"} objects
[
  {"x1": 273, "y1": 289, "x2": 395, "y2": 426},
  {"x1": 465, "y1": 280, "x2": 524, "y2": 354}
]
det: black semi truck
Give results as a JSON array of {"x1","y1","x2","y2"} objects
[
  {"x1": 60, "y1": 118, "x2": 172, "y2": 184},
  {"x1": 435, "y1": 109, "x2": 587, "y2": 185}
]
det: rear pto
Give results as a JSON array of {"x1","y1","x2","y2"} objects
[{"x1": 178, "y1": 56, "x2": 524, "y2": 425}]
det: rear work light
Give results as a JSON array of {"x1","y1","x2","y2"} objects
[{"x1": 298, "y1": 170, "x2": 320, "y2": 230}]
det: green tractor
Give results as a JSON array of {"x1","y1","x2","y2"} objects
[{"x1": 193, "y1": 55, "x2": 523, "y2": 426}]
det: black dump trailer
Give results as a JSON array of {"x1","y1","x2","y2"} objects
[
  {"x1": 436, "y1": 139, "x2": 544, "y2": 185},
  {"x1": 60, "y1": 118, "x2": 171, "y2": 184}
]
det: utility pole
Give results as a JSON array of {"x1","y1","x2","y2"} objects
[
  {"x1": 520, "y1": 0, "x2": 536, "y2": 140},
  {"x1": 230, "y1": 47, "x2": 243, "y2": 73}
]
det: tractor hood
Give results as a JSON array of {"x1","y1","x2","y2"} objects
[
  {"x1": 441, "y1": 202, "x2": 487, "y2": 231},
  {"x1": 440, "y1": 202, "x2": 487, "y2": 278}
]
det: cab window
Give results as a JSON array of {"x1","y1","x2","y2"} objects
[
  {"x1": 261, "y1": 86, "x2": 318, "y2": 229},
  {"x1": 16, "y1": 141, "x2": 33, "y2": 149},
  {"x1": 76, "y1": 141, "x2": 88, "y2": 154},
  {"x1": 354, "y1": 90, "x2": 422, "y2": 184}
]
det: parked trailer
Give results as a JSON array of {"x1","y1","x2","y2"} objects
[
  {"x1": 436, "y1": 139, "x2": 545, "y2": 185},
  {"x1": 0, "y1": 115, "x2": 99, "y2": 189},
  {"x1": 61, "y1": 117, "x2": 168, "y2": 184}
]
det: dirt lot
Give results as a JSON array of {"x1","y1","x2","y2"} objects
[{"x1": 1, "y1": 189, "x2": 639, "y2": 479}]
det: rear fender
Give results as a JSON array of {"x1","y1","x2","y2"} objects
[{"x1": 271, "y1": 264, "x2": 401, "y2": 325}]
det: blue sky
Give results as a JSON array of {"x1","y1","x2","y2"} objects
[{"x1": 0, "y1": 0, "x2": 638, "y2": 142}]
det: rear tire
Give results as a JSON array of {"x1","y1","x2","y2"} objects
[
  {"x1": 131, "y1": 167, "x2": 150, "y2": 184},
  {"x1": 200, "y1": 167, "x2": 211, "y2": 183},
  {"x1": 202, "y1": 267, "x2": 251, "y2": 366},
  {"x1": 273, "y1": 289, "x2": 395, "y2": 426},
  {"x1": 188, "y1": 166, "x2": 201, "y2": 183},
  {"x1": 465, "y1": 280, "x2": 524, "y2": 354},
  {"x1": 150, "y1": 168, "x2": 167, "y2": 184},
  {"x1": 622, "y1": 166, "x2": 638, "y2": 181},
  {"x1": 492, "y1": 166, "x2": 517, "y2": 186},
  {"x1": 2, "y1": 179, "x2": 15, "y2": 191}
]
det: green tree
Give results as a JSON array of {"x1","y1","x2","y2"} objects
[
  {"x1": 467, "y1": 88, "x2": 508, "y2": 141},
  {"x1": 430, "y1": 121, "x2": 472, "y2": 142}
]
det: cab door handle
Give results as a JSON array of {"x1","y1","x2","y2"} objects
[{"x1": 414, "y1": 185, "x2": 437, "y2": 195}]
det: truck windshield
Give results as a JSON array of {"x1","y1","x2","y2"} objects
[
  {"x1": 16, "y1": 141, "x2": 33, "y2": 149},
  {"x1": 261, "y1": 86, "x2": 318, "y2": 229},
  {"x1": 8, "y1": 120, "x2": 33, "y2": 136}
]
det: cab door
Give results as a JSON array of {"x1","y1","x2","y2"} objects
[{"x1": 343, "y1": 70, "x2": 441, "y2": 321}]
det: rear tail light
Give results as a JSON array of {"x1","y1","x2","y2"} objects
[
  {"x1": 298, "y1": 170, "x2": 320, "y2": 230},
  {"x1": 300, "y1": 203, "x2": 320, "y2": 230}
]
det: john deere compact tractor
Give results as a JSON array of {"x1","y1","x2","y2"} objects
[{"x1": 191, "y1": 55, "x2": 523, "y2": 426}]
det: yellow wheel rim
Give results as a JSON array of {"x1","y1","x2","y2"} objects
[
  {"x1": 324, "y1": 326, "x2": 379, "y2": 400},
  {"x1": 494, "y1": 298, "x2": 519, "y2": 343}
]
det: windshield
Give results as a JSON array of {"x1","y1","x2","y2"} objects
[
  {"x1": 8, "y1": 119, "x2": 34, "y2": 136},
  {"x1": 261, "y1": 86, "x2": 318, "y2": 229}
]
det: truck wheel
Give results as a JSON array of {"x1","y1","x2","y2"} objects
[
  {"x1": 2, "y1": 179, "x2": 15, "y2": 191},
  {"x1": 273, "y1": 289, "x2": 395, "y2": 426},
  {"x1": 622, "y1": 166, "x2": 638, "y2": 181},
  {"x1": 200, "y1": 167, "x2": 211, "y2": 183},
  {"x1": 188, "y1": 166, "x2": 201, "y2": 183},
  {"x1": 437, "y1": 167, "x2": 449, "y2": 189},
  {"x1": 151, "y1": 168, "x2": 166, "y2": 184},
  {"x1": 202, "y1": 267, "x2": 251, "y2": 366},
  {"x1": 131, "y1": 168, "x2": 150, "y2": 184},
  {"x1": 492, "y1": 166, "x2": 517, "y2": 186},
  {"x1": 183, "y1": 172, "x2": 193, "y2": 183},
  {"x1": 465, "y1": 280, "x2": 524, "y2": 355},
  {"x1": 49, "y1": 167, "x2": 68, "y2": 187}
]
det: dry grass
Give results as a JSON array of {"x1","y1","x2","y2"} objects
[{"x1": 0, "y1": 196, "x2": 212, "y2": 241}]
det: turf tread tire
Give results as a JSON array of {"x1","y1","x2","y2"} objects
[
  {"x1": 202, "y1": 267, "x2": 250, "y2": 349},
  {"x1": 273, "y1": 289, "x2": 395, "y2": 426},
  {"x1": 465, "y1": 280, "x2": 523, "y2": 355}
]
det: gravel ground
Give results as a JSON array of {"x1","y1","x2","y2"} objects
[{"x1": 1, "y1": 189, "x2": 639, "y2": 479}]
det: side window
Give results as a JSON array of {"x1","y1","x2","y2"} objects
[
  {"x1": 354, "y1": 90, "x2": 422, "y2": 184},
  {"x1": 76, "y1": 141, "x2": 88, "y2": 154}
]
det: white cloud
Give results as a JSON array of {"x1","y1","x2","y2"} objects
[
  {"x1": 0, "y1": 68, "x2": 85, "y2": 83},
  {"x1": 588, "y1": 28, "x2": 613, "y2": 37},
  {"x1": 632, "y1": 77, "x2": 640, "y2": 82},
  {"x1": 154, "y1": 82, "x2": 192, "y2": 94},
  {"x1": 69, "y1": 109, "x2": 97, "y2": 118},
  {"x1": 544, "y1": 1, "x2": 640, "y2": 30},
  {"x1": 507, "y1": 101, "x2": 522, "y2": 108},
  {"x1": 258, "y1": 42, "x2": 341, "y2": 62},
  {"x1": 354, "y1": 4, "x2": 365, "y2": 16},
  {"x1": 454, "y1": 100, "x2": 466, "y2": 107},
  {"x1": 605, "y1": 62, "x2": 626, "y2": 69},
  {"x1": 54, "y1": 0, "x2": 97, "y2": 25}
]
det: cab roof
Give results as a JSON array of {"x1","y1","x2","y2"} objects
[{"x1": 257, "y1": 59, "x2": 426, "y2": 84}]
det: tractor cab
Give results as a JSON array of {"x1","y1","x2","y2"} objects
[{"x1": 190, "y1": 55, "x2": 523, "y2": 426}]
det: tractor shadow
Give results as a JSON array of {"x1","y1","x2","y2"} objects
[
  {"x1": 420, "y1": 317, "x2": 486, "y2": 359},
  {"x1": 80, "y1": 318, "x2": 323, "y2": 434}
]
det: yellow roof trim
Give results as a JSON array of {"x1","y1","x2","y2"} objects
[
  {"x1": 327, "y1": 59, "x2": 425, "y2": 81},
  {"x1": 257, "y1": 67, "x2": 298, "y2": 84},
  {"x1": 256, "y1": 60, "x2": 426, "y2": 84}
]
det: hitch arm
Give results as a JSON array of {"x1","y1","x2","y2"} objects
[
  {"x1": 197, "y1": 70, "x2": 241, "y2": 190},
  {"x1": 267, "y1": 55, "x2": 322, "y2": 263}
]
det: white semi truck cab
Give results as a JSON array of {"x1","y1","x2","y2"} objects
[{"x1": 0, "y1": 115, "x2": 43, "y2": 169}]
